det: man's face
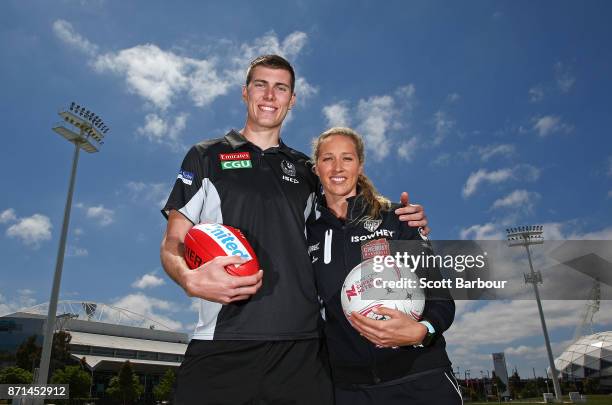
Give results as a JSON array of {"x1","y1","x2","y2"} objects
[{"x1": 242, "y1": 66, "x2": 296, "y2": 131}]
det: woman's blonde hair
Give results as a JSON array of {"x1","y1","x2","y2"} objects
[{"x1": 312, "y1": 127, "x2": 391, "y2": 219}]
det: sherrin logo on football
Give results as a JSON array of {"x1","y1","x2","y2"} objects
[{"x1": 183, "y1": 223, "x2": 259, "y2": 276}]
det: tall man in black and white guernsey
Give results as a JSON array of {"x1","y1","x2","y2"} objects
[{"x1": 160, "y1": 55, "x2": 430, "y2": 405}]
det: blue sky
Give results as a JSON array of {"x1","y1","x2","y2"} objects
[{"x1": 1, "y1": 0, "x2": 611, "y2": 379}]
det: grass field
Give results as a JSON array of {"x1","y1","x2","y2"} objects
[{"x1": 471, "y1": 394, "x2": 612, "y2": 404}]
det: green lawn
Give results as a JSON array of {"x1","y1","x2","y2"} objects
[{"x1": 470, "y1": 394, "x2": 612, "y2": 404}]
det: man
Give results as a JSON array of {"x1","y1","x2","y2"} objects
[{"x1": 160, "y1": 54, "x2": 429, "y2": 404}]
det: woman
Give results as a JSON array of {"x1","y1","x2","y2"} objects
[{"x1": 307, "y1": 127, "x2": 461, "y2": 405}]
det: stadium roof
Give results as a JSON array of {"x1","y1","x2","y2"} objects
[{"x1": 69, "y1": 331, "x2": 186, "y2": 354}]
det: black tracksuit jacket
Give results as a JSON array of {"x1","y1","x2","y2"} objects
[{"x1": 307, "y1": 195, "x2": 455, "y2": 386}]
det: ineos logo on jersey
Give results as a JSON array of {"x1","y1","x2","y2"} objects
[
  {"x1": 281, "y1": 160, "x2": 296, "y2": 176},
  {"x1": 350, "y1": 229, "x2": 395, "y2": 243},
  {"x1": 199, "y1": 223, "x2": 252, "y2": 259},
  {"x1": 282, "y1": 175, "x2": 299, "y2": 184}
]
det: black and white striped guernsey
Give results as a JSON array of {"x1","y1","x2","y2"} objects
[{"x1": 162, "y1": 130, "x2": 320, "y2": 340}]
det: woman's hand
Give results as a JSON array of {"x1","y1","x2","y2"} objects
[{"x1": 349, "y1": 307, "x2": 428, "y2": 348}]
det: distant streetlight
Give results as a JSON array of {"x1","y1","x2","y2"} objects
[
  {"x1": 36, "y1": 103, "x2": 109, "y2": 389},
  {"x1": 507, "y1": 225, "x2": 562, "y2": 402}
]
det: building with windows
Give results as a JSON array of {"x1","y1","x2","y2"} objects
[{"x1": 0, "y1": 301, "x2": 188, "y2": 401}]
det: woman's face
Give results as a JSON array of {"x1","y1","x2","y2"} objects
[{"x1": 315, "y1": 134, "x2": 363, "y2": 201}]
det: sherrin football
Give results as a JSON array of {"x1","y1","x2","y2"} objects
[
  {"x1": 341, "y1": 257, "x2": 425, "y2": 321},
  {"x1": 184, "y1": 223, "x2": 259, "y2": 276}
]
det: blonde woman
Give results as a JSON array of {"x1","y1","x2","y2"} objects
[{"x1": 307, "y1": 127, "x2": 461, "y2": 405}]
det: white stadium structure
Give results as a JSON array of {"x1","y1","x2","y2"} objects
[
  {"x1": 0, "y1": 301, "x2": 188, "y2": 402},
  {"x1": 554, "y1": 331, "x2": 612, "y2": 389}
]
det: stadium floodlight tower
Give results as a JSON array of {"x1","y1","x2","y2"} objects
[
  {"x1": 506, "y1": 225, "x2": 562, "y2": 402},
  {"x1": 36, "y1": 102, "x2": 109, "y2": 388}
]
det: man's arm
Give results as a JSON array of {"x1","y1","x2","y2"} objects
[
  {"x1": 395, "y1": 192, "x2": 430, "y2": 236},
  {"x1": 160, "y1": 210, "x2": 263, "y2": 304}
]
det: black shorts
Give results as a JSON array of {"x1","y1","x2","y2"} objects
[
  {"x1": 174, "y1": 339, "x2": 333, "y2": 405},
  {"x1": 334, "y1": 368, "x2": 463, "y2": 405}
]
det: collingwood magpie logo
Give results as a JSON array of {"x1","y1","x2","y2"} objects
[
  {"x1": 281, "y1": 160, "x2": 296, "y2": 177},
  {"x1": 363, "y1": 219, "x2": 382, "y2": 233}
]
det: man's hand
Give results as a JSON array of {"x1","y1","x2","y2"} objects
[
  {"x1": 348, "y1": 307, "x2": 427, "y2": 348},
  {"x1": 160, "y1": 210, "x2": 263, "y2": 305},
  {"x1": 395, "y1": 192, "x2": 430, "y2": 236},
  {"x1": 181, "y1": 256, "x2": 263, "y2": 304}
]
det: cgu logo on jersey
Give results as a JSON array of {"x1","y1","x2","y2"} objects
[
  {"x1": 219, "y1": 152, "x2": 252, "y2": 170},
  {"x1": 199, "y1": 223, "x2": 252, "y2": 259}
]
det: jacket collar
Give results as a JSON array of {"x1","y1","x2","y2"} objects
[
  {"x1": 225, "y1": 129, "x2": 293, "y2": 156},
  {"x1": 315, "y1": 193, "x2": 369, "y2": 226}
]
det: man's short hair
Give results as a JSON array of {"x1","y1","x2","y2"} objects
[{"x1": 246, "y1": 55, "x2": 296, "y2": 93}]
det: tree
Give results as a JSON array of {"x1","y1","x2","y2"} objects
[
  {"x1": 519, "y1": 380, "x2": 539, "y2": 399},
  {"x1": 51, "y1": 365, "x2": 91, "y2": 399},
  {"x1": 0, "y1": 366, "x2": 33, "y2": 384},
  {"x1": 15, "y1": 335, "x2": 41, "y2": 371},
  {"x1": 50, "y1": 330, "x2": 73, "y2": 373},
  {"x1": 153, "y1": 368, "x2": 175, "y2": 402},
  {"x1": 582, "y1": 377, "x2": 599, "y2": 394},
  {"x1": 508, "y1": 370, "x2": 521, "y2": 399},
  {"x1": 106, "y1": 361, "x2": 144, "y2": 404}
]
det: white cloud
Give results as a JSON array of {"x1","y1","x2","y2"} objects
[
  {"x1": 528, "y1": 85, "x2": 544, "y2": 102},
  {"x1": 446, "y1": 93, "x2": 460, "y2": 103},
  {"x1": 431, "y1": 153, "x2": 451, "y2": 167},
  {"x1": 459, "y1": 223, "x2": 504, "y2": 240},
  {"x1": 322, "y1": 102, "x2": 351, "y2": 127},
  {"x1": 491, "y1": 189, "x2": 541, "y2": 212},
  {"x1": 462, "y1": 165, "x2": 540, "y2": 198},
  {"x1": 6, "y1": 214, "x2": 52, "y2": 247},
  {"x1": 294, "y1": 77, "x2": 318, "y2": 100},
  {"x1": 52, "y1": 20, "x2": 98, "y2": 56},
  {"x1": 608, "y1": 190, "x2": 612, "y2": 199},
  {"x1": 125, "y1": 181, "x2": 169, "y2": 208},
  {"x1": 356, "y1": 95, "x2": 397, "y2": 160},
  {"x1": 66, "y1": 246, "x2": 88, "y2": 257},
  {"x1": 132, "y1": 272, "x2": 166, "y2": 289},
  {"x1": 83, "y1": 204, "x2": 114, "y2": 226},
  {"x1": 0, "y1": 290, "x2": 38, "y2": 316},
  {"x1": 321, "y1": 85, "x2": 416, "y2": 161},
  {"x1": 432, "y1": 110, "x2": 455, "y2": 145},
  {"x1": 110, "y1": 293, "x2": 183, "y2": 330},
  {"x1": 137, "y1": 113, "x2": 188, "y2": 144},
  {"x1": 608, "y1": 156, "x2": 612, "y2": 177},
  {"x1": 0, "y1": 208, "x2": 17, "y2": 224},
  {"x1": 54, "y1": 20, "x2": 314, "y2": 145},
  {"x1": 397, "y1": 137, "x2": 418, "y2": 162},
  {"x1": 554, "y1": 62, "x2": 575, "y2": 93},
  {"x1": 532, "y1": 115, "x2": 573, "y2": 137},
  {"x1": 94, "y1": 44, "x2": 194, "y2": 110},
  {"x1": 475, "y1": 144, "x2": 515, "y2": 161},
  {"x1": 462, "y1": 168, "x2": 513, "y2": 198}
]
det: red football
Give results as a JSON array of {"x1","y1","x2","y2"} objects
[{"x1": 183, "y1": 223, "x2": 260, "y2": 276}]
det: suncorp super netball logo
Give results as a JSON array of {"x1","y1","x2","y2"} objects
[{"x1": 200, "y1": 223, "x2": 252, "y2": 260}]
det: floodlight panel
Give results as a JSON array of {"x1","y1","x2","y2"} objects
[{"x1": 60, "y1": 111, "x2": 90, "y2": 130}]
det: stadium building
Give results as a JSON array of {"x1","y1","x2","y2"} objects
[
  {"x1": 0, "y1": 301, "x2": 188, "y2": 401},
  {"x1": 554, "y1": 331, "x2": 612, "y2": 390}
]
